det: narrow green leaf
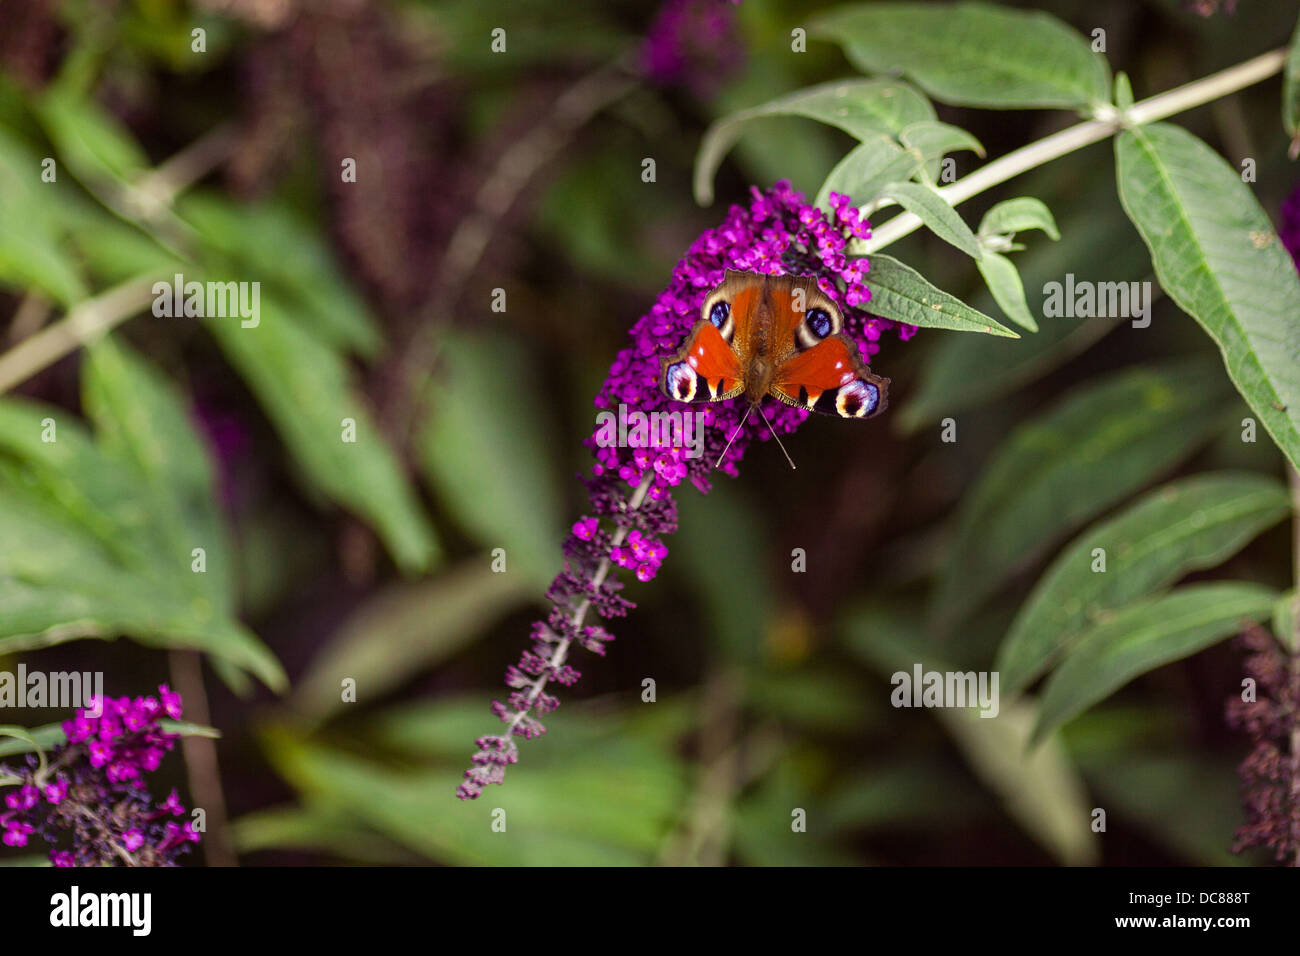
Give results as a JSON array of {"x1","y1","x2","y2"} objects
[
  {"x1": 899, "y1": 174, "x2": 1143, "y2": 432},
  {"x1": 694, "y1": 78, "x2": 934, "y2": 204},
  {"x1": 1114, "y1": 71, "x2": 1134, "y2": 111},
  {"x1": 0, "y1": 719, "x2": 219, "y2": 759},
  {"x1": 863, "y1": 253, "x2": 1017, "y2": 337},
  {"x1": 1275, "y1": 588, "x2": 1298, "y2": 654},
  {"x1": 814, "y1": 136, "x2": 920, "y2": 211},
  {"x1": 36, "y1": 88, "x2": 149, "y2": 185},
  {"x1": 179, "y1": 193, "x2": 382, "y2": 357},
  {"x1": 842, "y1": 603, "x2": 1097, "y2": 865},
  {"x1": 206, "y1": 296, "x2": 438, "y2": 574},
  {"x1": 419, "y1": 331, "x2": 564, "y2": 591},
  {"x1": 934, "y1": 358, "x2": 1234, "y2": 626},
  {"x1": 875, "y1": 181, "x2": 982, "y2": 258},
  {"x1": 292, "y1": 561, "x2": 533, "y2": 721},
  {"x1": 1284, "y1": 13, "x2": 1300, "y2": 154},
  {"x1": 1033, "y1": 583, "x2": 1277, "y2": 742},
  {"x1": 975, "y1": 250, "x2": 1037, "y2": 331},
  {"x1": 898, "y1": 120, "x2": 984, "y2": 182},
  {"x1": 978, "y1": 197, "x2": 1060, "y2": 241},
  {"x1": 811, "y1": 2, "x2": 1110, "y2": 110},
  {"x1": 0, "y1": 726, "x2": 45, "y2": 773},
  {"x1": 1115, "y1": 123, "x2": 1300, "y2": 471},
  {"x1": 998, "y1": 472, "x2": 1290, "y2": 696},
  {"x1": 83, "y1": 336, "x2": 234, "y2": 613}
]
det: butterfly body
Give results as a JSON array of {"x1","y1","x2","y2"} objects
[{"x1": 660, "y1": 270, "x2": 889, "y2": 420}]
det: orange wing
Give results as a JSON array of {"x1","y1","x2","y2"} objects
[
  {"x1": 769, "y1": 333, "x2": 889, "y2": 418},
  {"x1": 661, "y1": 320, "x2": 744, "y2": 403}
]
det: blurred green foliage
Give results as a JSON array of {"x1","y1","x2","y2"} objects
[{"x1": 1, "y1": 0, "x2": 1298, "y2": 867}]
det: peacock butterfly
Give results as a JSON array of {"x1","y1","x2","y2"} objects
[{"x1": 660, "y1": 269, "x2": 889, "y2": 466}]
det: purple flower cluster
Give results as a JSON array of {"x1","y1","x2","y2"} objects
[
  {"x1": 457, "y1": 182, "x2": 913, "y2": 799},
  {"x1": 642, "y1": 0, "x2": 745, "y2": 96},
  {"x1": 0, "y1": 686, "x2": 201, "y2": 866},
  {"x1": 1225, "y1": 627, "x2": 1300, "y2": 861}
]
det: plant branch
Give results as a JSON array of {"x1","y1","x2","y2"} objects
[
  {"x1": 168, "y1": 650, "x2": 237, "y2": 867},
  {"x1": 0, "y1": 276, "x2": 157, "y2": 393},
  {"x1": 388, "y1": 55, "x2": 640, "y2": 442},
  {"x1": 855, "y1": 48, "x2": 1287, "y2": 254}
]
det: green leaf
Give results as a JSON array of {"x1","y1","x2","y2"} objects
[
  {"x1": 1275, "y1": 588, "x2": 1299, "y2": 654},
  {"x1": 231, "y1": 803, "x2": 416, "y2": 864},
  {"x1": 975, "y1": 250, "x2": 1037, "y2": 332},
  {"x1": 0, "y1": 128, "x2": 89, "y2": 304},
  {"x1": 898, "y1": 120, "x2": 984, "y2": 182},
  {"x1": 0, "y1": 394, "x2": 285, "y2": 691},
  {"x1": 978, "y1": 197, "x2": 1060, "y2": 241},
  {"x1": 0, "y1": 719, "x2": 219, "y2": 759},
  {"x1": 1115, "y1": 123, "x2": 1300, "y2": 472},
  {"x1": 36, "y1": 88, "x2": 149, "y2": 186},
  {"x1": 843, "y1": 603, "x2": 1097, "y2": 865},
  {"x1": 82, "y1": 336, "x2": 234, "y2": 613},
  {"x1": 811, "y1": 2, "x2": 1110, "y2": 110},
  {"x1": 292, "y1": 561, "x2": 533, "y2": 722},
  {"x1": 934, "y1": 358, "x2": 1235, "y2": 626},
  {"x1": 863, "y1": 253, "x2": 1017, "y2": 336},
  {"x1": 899, "y1": 176, "x2": 1142, "y2": 432},
  {"x1": 1033, "y1": 582, "x2": 1277, "y2": 742},
  {"x1": 206, "y1": 295, "x2": 438, "y2": 574},
  {"x1": 259, "y1": 727, "x2": 685, "y2": 865},
  {"x1": 814, "y1": 136, "x2": 920, "y2": 211},
  {"x1": 1284, "y1": 14, "x2": 1300, "y2": 154},
  {"x1": 875, "y1": 181, "x2": 982, "y2": 258},
  {"x1": 1114, "y1": 71, "x2": 1134, "y2": 111},
  {"x1": 998, "y1": 472, "x2": 1290, "y2": 697},
  {"x1": 178, "y1": 193, "x2": 381, "y2": 357},
  {"x1": 0, "y1": 726, "x2": 46, "y2": 773},
  {"x1": 419, "y1": 331, "x2": 564, "y2": 591},
  {"x1": 1080, "y1": 754, "x2": 1254, "y2": 866},
  {"x1": 694, "y1": 78, "x2": 934, "y2": 204}
]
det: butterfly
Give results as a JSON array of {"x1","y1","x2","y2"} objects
[{"x1": 660, "y1": 270, "x2": 889, "y2": 465}]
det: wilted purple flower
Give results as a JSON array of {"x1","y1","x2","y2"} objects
[
  {"x1": 642, "y1": 0, "x2": 745, "y2": 96},
  {"x1": 1225, "y1": 626, "x2": 1300, "y2": 862},
  {"x1": 456, "y1": 182, "x2": 913, "y2": 799},
  {"x1": 0, "y1": 686, "x2": 201, "y2": 866}
]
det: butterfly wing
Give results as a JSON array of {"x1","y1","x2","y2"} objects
[
  {"x1": 769, "y1": 332, "x2": 889, "y2": 418},
  {"x1": 661, "y1": 319, "x2": 745, "y2": 403}
]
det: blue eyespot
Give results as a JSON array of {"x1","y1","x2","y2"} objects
[
  {"x1": 709, "y1": 302, "x2": 730, "y2": 328},
  {"x1": 807, "y1": 308, "x2": 832, "y2": 339}
]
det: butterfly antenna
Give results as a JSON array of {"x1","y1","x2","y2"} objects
[
  {"x1": 714, "y1": 404, "x2": 753, "y2": 469},
  {"x1": 756, "y1": 402, "x2": 796, "y2": 470}
]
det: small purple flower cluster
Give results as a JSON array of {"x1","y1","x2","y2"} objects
[
  {"x1": 457, "y1": 181, "x2": 913, "y2": 799},
  {"x1": 1225, "y1": 627, "x2": 1300, "y2": 861},
  {"x1": 642, "y1": 0, "x2": 745, "y2": 96},
  {"x1": 0, "y1": 686, "x2": 201, "y2": 866}
]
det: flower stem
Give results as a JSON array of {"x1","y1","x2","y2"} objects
[
  {"x1": 855, "y1": 47, "x2": 1287, "y2": 255},
  {"x1": 0, "y1": 276, "x2": 158, "y2": 394},
  {"x1": 499, "y1": 470, "x2": 655, "y2": 741}
]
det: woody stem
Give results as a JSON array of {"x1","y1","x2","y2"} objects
[{"x1": 854, "y1": 48, "x2": 1287, "y2": 254}]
